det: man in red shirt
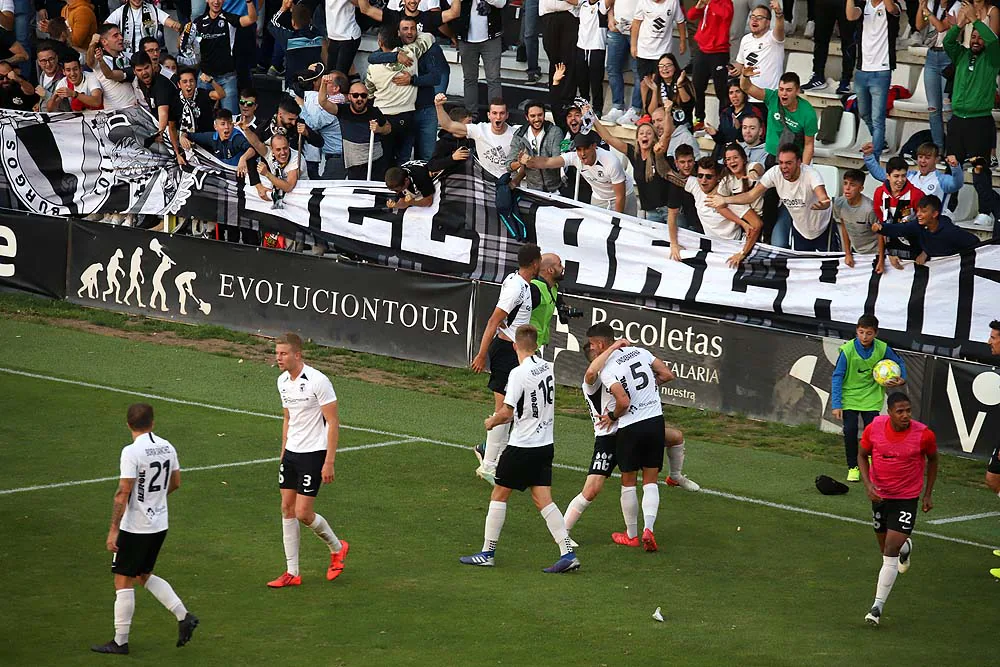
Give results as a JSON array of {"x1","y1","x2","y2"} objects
[
  {"x1": 863, "y1": 147, "x2": 925, "y2": 273},
  {"x1": 858, "y1": 392, "x2": 938, "y2": 627},
  {"x1": 687, "y1": 0, "x2": 732, "y2": 131}
]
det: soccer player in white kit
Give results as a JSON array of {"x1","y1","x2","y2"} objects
[
  {"x1": 461, "y1": 325, "x2": 580, "y2": 573},
  {"x1": 92, "y1": 403, "x2": 198, "y2": 655},
  {"x1": 266, "y1": 333, "x2": 350, "y2": 588},
  {"x1": 471, "y1": 243, "x2": 542, "y2": 485},
  {"x1": 590, "y1": 323, "x2": 676, "y2": 552}
]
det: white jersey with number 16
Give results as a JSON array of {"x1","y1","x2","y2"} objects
[
  {"x1": 599, "y1": 347, "x2": 662, "y2": 427},
  {"x1": 119, "y1": 432, "x2": 180, "y2": 534},
  {"x1": 504, "y1": 356, "x2": 555, "y2": 448}
]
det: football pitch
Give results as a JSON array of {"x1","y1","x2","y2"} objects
[{"x1": 1, "y1": 318, "x2": 999, "y2": 666}]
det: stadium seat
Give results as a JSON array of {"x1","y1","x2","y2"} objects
[
  {"x1": 890, "y1": 63, "x2": 918, "y2": 92},
  {"x1": 948, "y1": 183, "x2": 980, "y2": 225},
  {"x1": 813, "y1": 114, "x2": 857, "y2": 158},
  {"x1": 704, "y1": 95, "x2": 720, "y2": 129},
  {"x1": 812, "y1": 163, "x2": 841, "y2": 196},
  {"x1": 835, "y1": 118, "x2": 897, "y2": 159},
  {"x1": 784, "y1": 52, "x2": 813, "y2": 85},
  {"x1": 888, "y1": 120, "x2": 930, "y2": 157},
  {"x1": 862, "y1": 173, "x2": 882, "y2": 199},
  {"x1": 893, "y1": 75, "x2": 929, "y2": 113}
]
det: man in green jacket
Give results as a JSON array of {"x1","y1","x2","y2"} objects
[
  {"x1": 529, "y1": 254, "x2": 566, "y2": 347},
  {"x1": 944, "y1": 6, "x2": 1000, "y2": 165}
]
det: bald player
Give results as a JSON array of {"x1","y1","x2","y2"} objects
[{"x1": 528, "y1": 253, "x2": 566, "y2": 349}]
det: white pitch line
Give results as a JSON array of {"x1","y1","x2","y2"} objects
[
  {"x1": 0, "y1": 438, "x2": 418, "y2": 496},
  {"x1": 927, "y1": 511, "x2": 1000, "y2": 525},
  {"x1": 3, "y1": 367, "x2": 998, "y2": 551}
]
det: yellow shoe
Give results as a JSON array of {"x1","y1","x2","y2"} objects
[
  {"x1": 847, "y1": 467, "x2": 861, "y2": 482},
  {"x1": 993, "y1": 549, "x2": 1000, "y2": 557},
  {"x1": 991, "y1": 568, "x2": 1000, "y2": 580}
]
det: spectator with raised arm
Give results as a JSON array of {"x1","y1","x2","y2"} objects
[
  {"x1": 319, "y1": 80, "x2": 392, "y2": 181},
  {"x1": 591, "y1": 105, "x2": 674, "y2": 221},
  {"x1": 873, "y1": 194, "x2": 980, "y2": 263},
  {"x1": 732, "y1": 1, "x2": 785, "y2": 101},
  {"x1": 707, "y1": 142, "x2": 834, "y2": 251},
  {"x1": 864, "y1": 148, "x2": 926, "y2": 272},
  {"x1": 740, "y1": 66, "x2": 817, "y2": 164},
  {"x1": 434, "y1": 92, "x2": 520, "y2": 179},
  {"x1": 87, "y1": 25, "x2": 138, "y2": 110},
  {"x1": 191, "y1": 0, "x2": 258, "y2": 114},
  {"x1": 297, "y1": 68, "x2": 347, "y2": 180},
  {"x1": 520, "y1": 132, "x2": 637, "y2": 214},
  {"x1": 428, "y1": 104, "x2": 474, "y2": 173},
  {"x1": 106, "y1": 0, "x2": 182, "y2": 59}
]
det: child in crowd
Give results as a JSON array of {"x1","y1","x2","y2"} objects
[
  {"x1": 834, "y1": 168, "x2": 879, "y2": 268},
  {"x1": 863, "y1": 146, "x2": 925, "y2": 272}
]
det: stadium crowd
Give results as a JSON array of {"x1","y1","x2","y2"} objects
[{"x1": 3, "y1": 0, "x2": 1000, "y2": 257}]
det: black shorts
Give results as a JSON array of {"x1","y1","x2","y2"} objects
[
  {"x1": 872, "y1": 497, "x2": 919, "y2": 535},
  {"x1": 279, "y1": 450, "x2": 325, "y2": 497},
  {"x1": 487, "y1": 336, "x2": 519, "y2": 395},
  {"x1": 112, "y1": 529, "x2": 167, "y2": 577},
  {"x1": 988, "y1": 446, "x2": 1000, "y2": 475},
  {"x1": 636, "y1": 57, "x2": 658, "y2": 80},
  {"x1": 615, "y1": 415, "x2": 665, "y2": 473},
  {"x1": 947, "y1": 114, "x2": 997, "y2": 164},
  {"x1": 495, "y1": 444, "x2": 554, "y2": 491},
  {"x1": 588, "y1": 434, "x2": 618, "y2": 477}
]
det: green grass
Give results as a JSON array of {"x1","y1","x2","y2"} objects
[{"x1": 2, "y1": 316, "x2": 1000, "y2": 665}]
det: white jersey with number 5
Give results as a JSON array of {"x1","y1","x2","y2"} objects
[
  {"x1": 119, "y1": 432, "x2": 180, "y2": 534},
  {"x1": 583, "y1": 378, "x2": 618, "y2": 437},
  {"x1": 599, "y1": 347, "x2": 662, "y2": 427},
  {"x1": 495, "y1": 272, "x2": 533, "y2": 340},
  {"x1": 504, "y1": 356, "x2": 555, "y2": 448},
  {"x1": 278, "y1": 364, "x2": 338, "y2": 454}
]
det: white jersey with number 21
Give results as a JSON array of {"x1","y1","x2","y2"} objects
[
  {"x1": 119, "y1": 432, "x2": 180, "y2": 534},
  {"x1": 599, "y1": 347, "x2": 662, "y2": 428},
  {"x1": 504, "y1": 356, "x2": 555, "y2": 448}
]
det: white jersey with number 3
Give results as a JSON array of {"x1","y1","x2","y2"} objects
[
  {"x1": 504, "y1": 356, "x2": 555, "y2": 448},
  {"x1": 278, "y1": 364, "x2": 338, "y2": 454},
  {"x1": 495, "y1": 272, "x2": 533, "y2": 340},
  {"x1": 599, "y1": 347, "x2": 662, "y2": 427},
  {"x1": 119, "y1": 432, "x2": 180, "y2": 534},
  {"x1": 583, "y1": 378, "x2": 618, "y2": 436}
]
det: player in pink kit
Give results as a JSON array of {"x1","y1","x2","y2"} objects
[{"x1": 858, "y1": 391, "x2": 938, "y2": 627}]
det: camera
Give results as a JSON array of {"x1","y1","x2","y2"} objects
[{"x1": 557, "y1": 302, "x2": 584, "y2": 324}]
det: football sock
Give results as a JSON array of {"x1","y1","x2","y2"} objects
[
  {"x1": 666, "y1": 442, "x2": 685, "y2": 478},
  {"x1": 114, "y1": 588, "x2": 135, "y2": 646},
  {"x1": 565, "y1": 493, "x2": 591, "y2": 530},
  {"x1": 483, "y1": 500, "x2": 506, "y2": 553},
  {"x1": 483, "y1": 421, "x2": 507, "y2": 468},
  {"x1": 282, "y1": 517, "x2": 300, "y2": 576},
  {"x1": 873, "y1": 555, "x2": 899, "y2": 611},
  {"x1": 144, "y1": 575, "x2": 187, "y2": 621},
  {"x1": 309, "y1": 513, "x2": 343, "y2": 553},
  {"x1": 642, "y1": 483, "x2": 659, "y2": 532},
  {"x1": 620, "y1": 486, "x2": 639, "y2": 539},
  {"x1": 540, "y1": 502, "x2": 573, "y2": 556}
]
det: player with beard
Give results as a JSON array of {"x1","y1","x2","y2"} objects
[
  {"x1": 471, "y1": 243, "x2": 542, "y2": 484},
  {"x1": 859, "y1": 392, "x2": 937, "y2": 626}
]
